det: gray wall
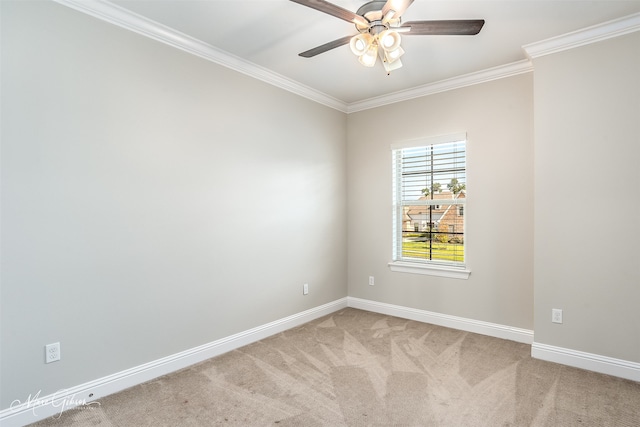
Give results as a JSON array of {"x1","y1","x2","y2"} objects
[
  {"x1": 347, "y1": 74, "x2": 535, "y2": 330},
  {"x1": 533, "y1": 32, "x2": 640, "y2": 362},
  {"x1": 2, "y1": 0, "x2": 638, "y2": 415},
  {"x1": 1, "y1": 1, "x2": 347, "y2": 408}
]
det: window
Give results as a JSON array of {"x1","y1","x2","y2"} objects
[{"x1": 389, "y1": 133, "x2": 470, "y2": 279}]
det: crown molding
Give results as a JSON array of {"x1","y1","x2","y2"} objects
[
  {"x1": 51, "y1": 0, "x2": 532, "y2": 114},
  {"x1": 52, "y1": 1, "x2": 638, "y2": 115},
  {"x1": 346, "y1": 59, "x2": 534, "y2": 113},
  {"x1": 523, "y1": 12, "x2": 640, "y2": 59},
  {"x1": 52, "y1": 0, "x2": 348, "y2": 113}
]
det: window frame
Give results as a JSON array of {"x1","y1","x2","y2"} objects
[{"x1": 388, "y1": 133, "x2": 471, "y2": 279}]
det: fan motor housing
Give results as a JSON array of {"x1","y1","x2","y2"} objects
[
  {"x1": 355, "y1": 1, "x2": 394, "y2": 34},
  {"x1": 356, "y1": 0, "x2": 387, "y2": 19}
]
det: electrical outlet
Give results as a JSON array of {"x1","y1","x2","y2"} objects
[
  {"x1": 45, "y1": 342, "x2": 61, "y2": 363},
  {"x1": 552, "y1": 309, "x2": 563, "y2": 324},
  {"x1": 369, "y1": 276, "x2": 375, "y2": 286},
  {"x1": 303, "y1": 283, "x2": 308, "y2": 295}
]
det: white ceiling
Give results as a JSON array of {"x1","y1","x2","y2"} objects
[{"x1": 76, "y1": 1, "x2": 640, "y2": 107}]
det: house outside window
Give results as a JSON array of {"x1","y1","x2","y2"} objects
[{"x1": 389, "y1": 133, "x2": 470, "y2": 279}]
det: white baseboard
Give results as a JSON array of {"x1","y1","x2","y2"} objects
[
  {"x1": 531, "y1": 342, "x2": 640, "y2": 382},
  {"x1": 6, "y1": 298, "x2": 635, "y2": 426},
  {"x1": 0, "y1": 298, "x2": 348, "y2": 427},
  {"x1": 347, "y1": 298, "x2": 640, "y2": 382},
  {"x1": 347, "y1": 297, "x2": 534, "y2": 344}
]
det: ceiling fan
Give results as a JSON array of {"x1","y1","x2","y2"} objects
[{"x1": 290, "y1": 0, "x2": 485, "y2": 74}]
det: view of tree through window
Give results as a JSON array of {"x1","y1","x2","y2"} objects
[{"x1": 392, "y1": 138, "x2": 466, "y2": 266}]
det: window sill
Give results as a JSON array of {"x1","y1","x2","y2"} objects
[{"x1": 388, "y1": 261, "x2": 471, "y2": 279}]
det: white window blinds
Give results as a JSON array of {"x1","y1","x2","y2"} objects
[{"x1": 392, "y1": 134, "x2": 466, "y2": 268}]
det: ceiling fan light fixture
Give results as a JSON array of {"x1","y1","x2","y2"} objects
[
  {"x1": 379, "y1": 30, "x2": 401, "y2": 52},
  {"x1": 359, "y1": 44, "x2": 378, "y2": 67},
  {"x1": 382, "y1": 56, "x2": 403, "y2": 74},
  {"x1": 350, "y1": 33, "x2": 373, "y2": 56},
  {"x1": 385, "y1": 45, "x2": 404, "y2": 63}
]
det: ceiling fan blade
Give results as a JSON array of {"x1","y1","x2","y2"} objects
[
  {"x1": 299, "y1": 35, "x2": 353, "y2": 58},
  {"x1": 402, "y1": 20, "x2": 485, "y2": 35},
  {"x1": 382, "y1": 0, "x2": 415, "y2": 20},
  {"x1": 290, "y1": 0, "x2": 368, "y2": 27}
]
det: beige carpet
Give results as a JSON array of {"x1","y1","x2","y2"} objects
[{"x1": 30, "y1": 308, "x2": 640, "y2": 426}]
